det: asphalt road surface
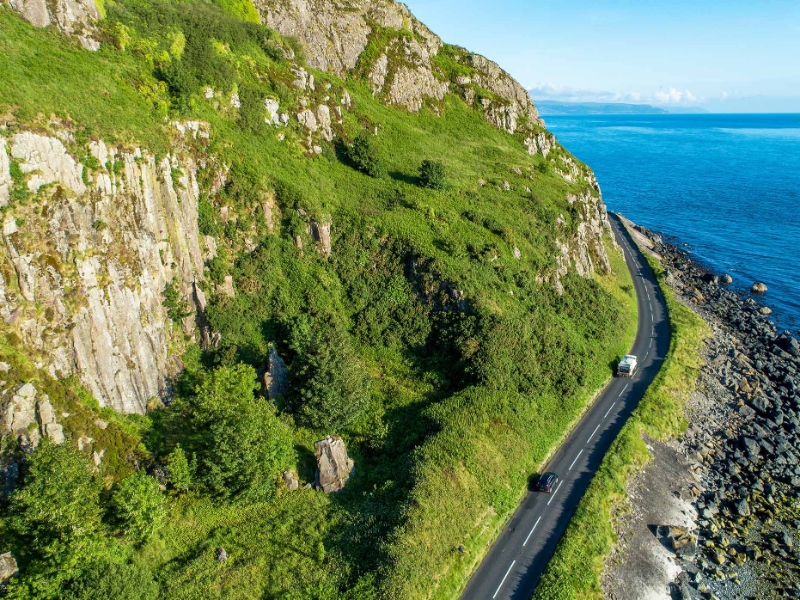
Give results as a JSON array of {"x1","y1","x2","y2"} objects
[{"x1": 459, "y1": 213, "x2": 671, "y2": 600}]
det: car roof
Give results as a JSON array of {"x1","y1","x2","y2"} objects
[{"x1": 539, "y1": 472, "x2": 558, "y2": 479}]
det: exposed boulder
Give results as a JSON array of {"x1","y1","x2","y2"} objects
[
  {"x1": 720, "y1": 273, "x2": 733, "y2": 285},
  {"x1": 314, "y1": 435, "x2": 354, "y2": 493},
  {"x1": 734, "y1": 497, "x2": 751, "y2": 517},
  {"x1": 283, "y1": 469, "x2": 299, "y2": 491},
  {"x1": 751, "y1": 281, "x2": 768, "y2": 294},
  {"x1": 215, "y1": 547, "x2": 228, "y2": 562},
  {"x1": 310, "y1": 219, "x2": 332, "y2": 257},
  {"x1": 0, "y1": 552, "x2": 18, "y2": 588}
]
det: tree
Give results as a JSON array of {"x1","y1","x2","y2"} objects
[
  {"x1": 112, "y1": 471, "x2": 166, "y2": 546},
  {"x1": 418, "y1": 159, "x2": 447, "y2": 190},
  {"x1": 291, "y1": 324, "x2": 371, "y2": 432},
  {"x1": 346, "y1": 133, "x2": 386, "y2": 178},
  {"x1": 179, "y1": 364, "x2": 294, "y2": 501},
  {"x1": 64, "y1": 560, "x2": 159, "y2": 600},
  {"x1": 166, "y1": 444, "x2": 192, "y2": 494},
  {"x1": 6, "y1": 442, "x2": 103, "y2": 597}
]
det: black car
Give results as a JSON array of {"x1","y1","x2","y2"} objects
[{"x1": 535, "y1": 472, "x2": 559, "y2": 493}]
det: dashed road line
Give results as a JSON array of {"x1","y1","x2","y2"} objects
[
  {"x1": 568, "y1": 449, "x2": 584, "y2": 471},
  {"x1": 493, "y1": 560, "x2": 516, "y2": 599},
  {"x1": 587, "y1": 423, "x2": 602, "y2": 444},
  {"x1": 618, "y1": 383, "x2": 629, "y2": 397},
  {"x1": 604, "y1": 402, "x2": 616, "y2": 419},
  {"x1": 523, "y1": 517, "x2": 542, "y2": 547},
  {"x1": 547, "y1": 480, "x2": 564, "y2": 506}
]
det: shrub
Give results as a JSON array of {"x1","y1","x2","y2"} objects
[
  {"x1": 418, "y1": 159, "x2": 447, "y2": 190},
  {"x1": 178, "y1": 364, "x2": 294, "y2": 501},
  {"x1": 166, "y1": 444, "x2": 192, "y2": 493},
  {"x1": 163, "y1": 280, "x2": 192, "y2": 323},
  {"x1": 6, "y1": 442, "x2": 103, "y2": 596},
  {"x1": 346, "y1": 133, "x2": 386, "y2": 178},
  {"x1": 64, "y1": 560, "x2": 159, "y2": 600},
  {"x1": 112, "y1": 471, "x2": 166, "y2": 545},
  {"x1": 290, "y1": 322, "x2": 371, "y2": 432}
]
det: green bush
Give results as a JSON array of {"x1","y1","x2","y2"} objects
[
  {"x1": 290, "y1": 321, "x2": 371, "y2": 432},
  {"x1": 6, "y1": 443, "x2": 103, "y2": 597},
  {"x1": 345, "y1": 133, "x2": 386, "y2": 178},
  {"x1": 163, "y1": 280, "x2": 192, "y2": 323},
  {"x1": 64, "y1": 560, "x2": 159, "y2": 600},
  {"x1": 112, "y1": 471, "x2": 166, "y2": 545},
  {"x1": 418, "y1": 159, "x2": 447, "y2": 190},
  {"x1": 166, "y1": 444, "x2": 192, "y2": 494},
  {"x1": 176, "y1": 364, "x2": 294, "y2": 501}
]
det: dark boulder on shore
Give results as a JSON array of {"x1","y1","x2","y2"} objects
[{"x1": 720, "y1": 273, "x2": 734, "y2": 285}]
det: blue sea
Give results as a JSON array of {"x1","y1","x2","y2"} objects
[{"x1": 545, "y1": 113, "x2": 800, "y2": 331}]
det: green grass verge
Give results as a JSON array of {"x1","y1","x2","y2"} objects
[{"x1": 532, "y1": 246, "x2": 709, "y2": 600}]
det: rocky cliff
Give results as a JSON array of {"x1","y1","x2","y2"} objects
[
  {"x1": 253, "y1": 0, "x2": 542, "y2": 135},
  {"x1": 0, "y1": 0, "x2": 617, "y2": 418},
  {"x1": 0, "y1": 126, "x2": 207, "y2": 414},
  {"x1": 5, "y1": 0, "x2": 101, "y2": 49}
]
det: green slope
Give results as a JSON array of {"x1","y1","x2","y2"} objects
[{"x1": 0, "y1": 2, "x2": 637, "y2": 598}]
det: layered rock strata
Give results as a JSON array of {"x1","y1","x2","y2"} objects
[
  {"x1": 253, "y1": 0, "x2": 541, "y2": 132},
  {"x1": 0, "y1": 130, "x2": 205, "y2": 414}
]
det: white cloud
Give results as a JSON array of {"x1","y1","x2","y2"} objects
[{"x1": 529, "y1": 83, "x2": 701, "y2": 106}]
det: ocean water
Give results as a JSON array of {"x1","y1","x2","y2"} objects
[{"x1": 545, "y1": 113, "x2": 800, "y2": 331}]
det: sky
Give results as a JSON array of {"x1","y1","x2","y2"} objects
[{"x1": 402, "y1": 0, "x2": 800, "y2": 112}]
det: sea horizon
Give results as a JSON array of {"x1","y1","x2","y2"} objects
[{"x1": 546, "y1": 112, "x2": 800, "y2": 331}]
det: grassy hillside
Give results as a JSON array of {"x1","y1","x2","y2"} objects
[{"x1": 0, "y1": 2, "x2": 637, "y2": 598}]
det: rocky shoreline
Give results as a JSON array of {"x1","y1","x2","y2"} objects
[{"x1": 604, "y1": 218, "x2": 800, "y2": 599}]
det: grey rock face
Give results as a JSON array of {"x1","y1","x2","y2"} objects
[
  {"x1": 314, "y1": 435, "x2": 354, "y2": 493},
  {"x1": 548, "y1": 192, "x2": 614, "y2": 294},
  {"x1": 310, "y1": 219, "x2": 332, "y2": 257},
  {"x1": 254, "y1": 0, "x2": 539, "y2": 131},
  {"x1": 8, "y1": 0, "x2": 100, "y2": 49},
  {"x1": 0, "y1": 138, "x2": 10, "y2": 208},
  {"x1": 1, "y1": 383, "x2": 64, "y2": 448},
  {"x1": 0, "y1": 132, "x2": 206, "y2": 414},
  {"x1": 263, "y1": 344, "x2": 288, "y2": 400}
]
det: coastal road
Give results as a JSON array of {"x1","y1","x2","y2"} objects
[{"x1": 459, "y1": 213, "x2": 672, "y2": 600}]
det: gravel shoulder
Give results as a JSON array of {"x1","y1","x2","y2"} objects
[{"x1": 603, "y1": 218, "x2": 800, "y2": 600}]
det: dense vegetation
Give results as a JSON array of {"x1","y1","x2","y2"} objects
[
  {"x1": 533, "y1": 251, "x2": 708, "y2": 600},
  {"x1": 0, "y1": 2, "x2": 638, "y2": 598}
]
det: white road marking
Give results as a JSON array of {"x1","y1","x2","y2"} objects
[
  {"x1": 493, "y1": 560, "x2": 517, "y2": 598},
  {"x1": 523, "y1": 517, "x2": 542, "y2": 547},
  {"x1": 650, "y1": 312, "x2": 654, "y2": 323},
  {"x1": 604, "y1": 402, "x2": 616, "y2": 419},
  {"x1": 649, "y1": 339, "x2": 653, "y2": 348},
  {"x1": 618, "y1": 383, "x2": 629, "y2": 397},
  {"x1": 587, "y1": 423, "x2": 602, "y2": 444},
  {"x1": 568, "y1": 449, "x2": 584, "y2": 471},
  {"x1": 547, "y1": 480, "x2": 564, "y2": 506}
]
